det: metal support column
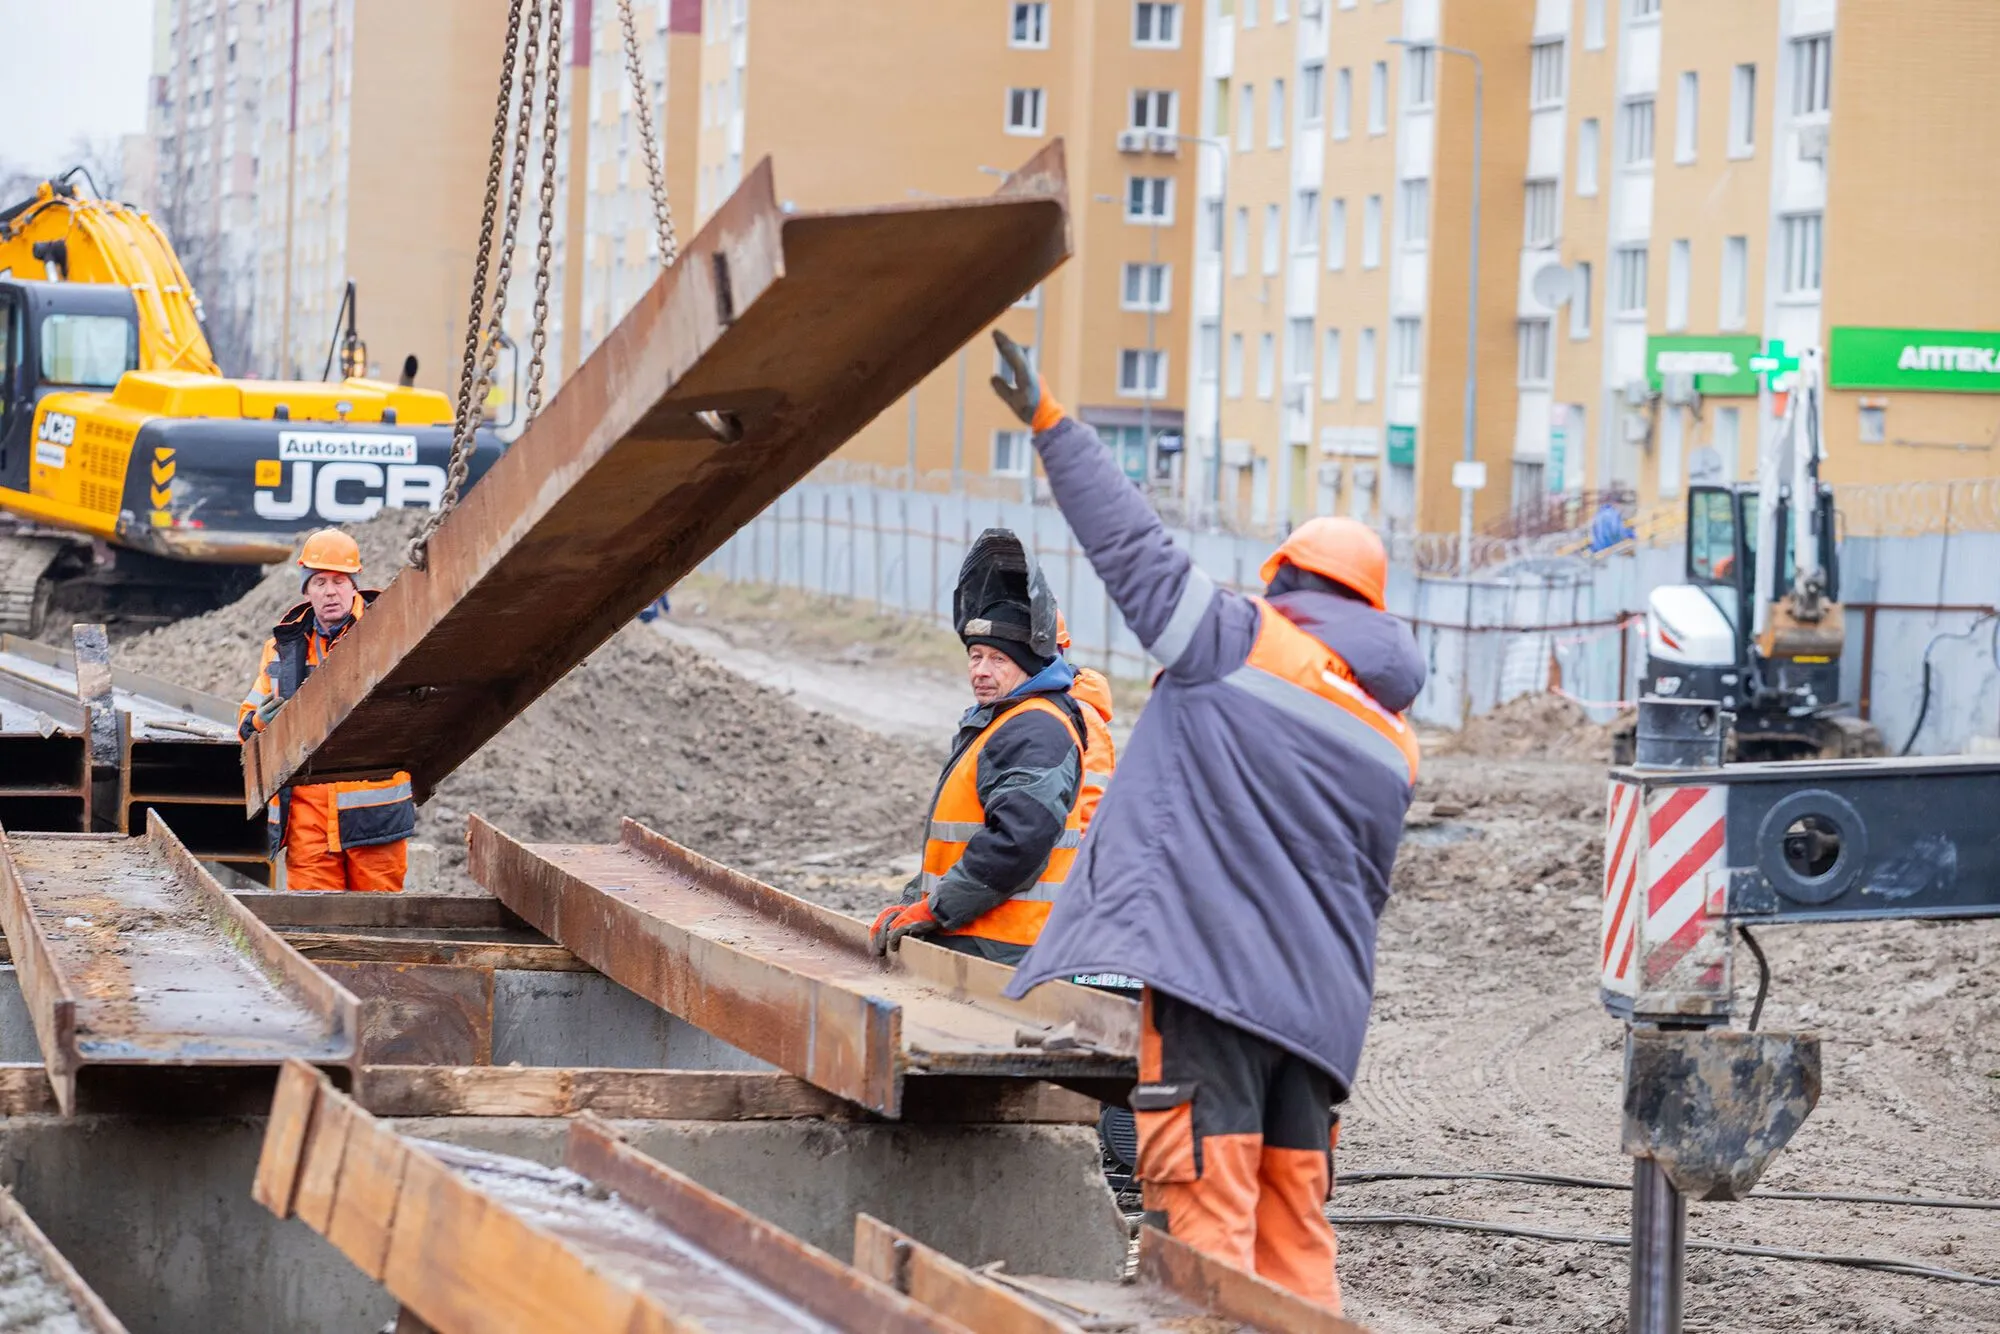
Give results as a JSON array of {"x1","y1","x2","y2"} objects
[{"x1": 1629, "y1": 1156, "x2": 1685, "y2": 1334}]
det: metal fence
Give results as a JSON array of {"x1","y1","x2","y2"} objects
[{"x1": 702, "y1": 481, "x2": 2000, "y2": 754}]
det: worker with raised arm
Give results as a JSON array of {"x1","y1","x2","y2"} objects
[
  {"x1": 869, "y1": 530, "x2": 1089, "y2": 966},
  {"x1": 239, "y1": 529, "x2": 416, "y2": 892},
  {"x1": 987, "y1": 332, "x2": 1424, "y2": 1311}
]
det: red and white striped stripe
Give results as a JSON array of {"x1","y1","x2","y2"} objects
[
  {"x1": 1639, "y1": 785, "x2": 1726, "y2": 988},
  {"x1": 1600, "y1": 779, "x2": 1643, "y2": 994}
]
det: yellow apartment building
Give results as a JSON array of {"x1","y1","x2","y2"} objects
[{"x1": 693, "y1": 0, "x2": 1205, "y2": 492}]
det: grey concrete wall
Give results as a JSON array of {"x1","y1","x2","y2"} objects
[
  {"x1": 491, "y1": 970, "x2": 771, "y2": 1071},
  {"x1": 0, "y1": 968, "x2": 39, "y2": 1063}
]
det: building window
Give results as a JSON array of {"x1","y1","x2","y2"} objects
[
  {"x1": 1199, "y1": 321, "x2": 1220, "y2": 379},
  {"x1": 994, "y1": 430, "x2": 1032, "y2": 476},
  {"x1": 1122, "y1": 262, "x2": 1171, "y2": 310},
  {"x1": 1674, "y1": 72, "x2": 1698, "y2": 163},
  {"x1": 1241, "y1": 0, "x2": 1258, "y2": 26},
  {"x1": 1356, "y1": 327, "x2": 1378, "y2": 401},
  {"x1": 1237, "y1": 83, "x2": 1256, "y2": 149},
  {"x1": 1367, "y1": 61, "x2": 1388, "y2": 134},
  {"x1": 1127, "y1": 175, "x2": 1174, "y2": 222},
  {"x1": 1613, "y1": 245, "x2": 1648, "y2": 314},
  {"x1": 1321, "y1": 328, "x2": 1342, "y2": 399},
  {"x1": 1719, "y1": 235, "x2": 1748, "y2": 329},
  {"x1": 1666, "y1": 238, "x2": 1690, "y2": 331},
  {"x1": 1269, "y1": 79, "x2": 1286, "y2": 147},
  {"x1": 1326, "y1": 197, "x2": 1347, "y2": 270},
  {"x1": 1293, "y1": 189, "x2": 1320, "y2": 251},
  {"x1": 1585, "y1": 0, "x2": 1605, "y2": 49},
  {"x1": 1531, "y1": 40, "x2": 1565, "y2": 106},
  {"x1": 1262, "y1": 203, "x2": 1281, "y2": 274},
  {"x1": 1792, "y1": 34, "x2": 1831, "y2": 115},
  {"x1": 1729, "y1": 64, "x2": 1756, "y2": 156},
  {"x1": 1006, "y1": 87, "x2": 1046, "y2": 135},
  {"x1": 1399, "y1": 179, "x2": 1429, "y2": 245},
  {"x1": 1780, "y1": 212, "x2": 1822, "y2": 296},
  {"x1": 1631, "y1": 0, "x2": 1660, "y2": 16},
  {"x1": 1286, "y1": 317, "x2": 1314, "y2": 382},
  {"x1": 1212, "y1": 76, "x2": 1230, "y2": 137},
  {"x1": 1570, "y1": 261, "x2": 1593, "y2": 339},
  {"x1": 1333, "y1": 67, "x2": 1352, "y2": 138},
  {"x1": 1131, "y1": 89, "x2": 1178, "y2": 131},
  {"x1": 1523, "y1": 179, "x2": 1558, "y2": 248},
  {"x1": 1571, "y1": 120, "x2": 1600, "y2": 199},
  {"x1": 1232, "y1": 206, "x2": 1250, "y2": 274},
  {"x1": 1620, "y1": 98, "x2": 1655, "y2": 167},
  {"x1": 1120, "y1": 349, "x2": 1168, "y2": 398},
  {"x1": 1391, "y1": 317, "x2": 1423, "y2": 382},
  {"x1": 1273, "y1": 0, "x2": 1289, "y2": 21},
  {"x1": 1010, "y1": 3, "x2": 1049, "y2": 48},
  {"x1": 1257, "y1": 333, "x2": 1276, "y2": 398},
  {"x1": 1134, "y1": 1, "x2": 1181, "y2": 47},
  {"x1": 1227, "y1": 332, "x2": 1245, "y2": 396},
  {"x1": 1517, "y1": 318, "x2": 1552, "y2": 385},
  {"x1": 1202, "y1": 200, "x2": 1224, "y2": 253},
  {"x1": 1362, "y1": 194, "x2": 1382, "y2": 268},
  {"x1": 1403, "y1": 46, "x2": 1435, "y2": 111},
  {"x1": 1301, "y1": 63, "x2": 1324, "y2": 125}
]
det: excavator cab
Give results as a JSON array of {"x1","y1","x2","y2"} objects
[{"x1": 0, "y1": 280, "x2": 140, "y2": 494}]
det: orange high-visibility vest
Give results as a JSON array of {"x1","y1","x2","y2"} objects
[
  {"x1": 921, "y1": 695, "x2": 1086, "y2": 947},
  {"x1": 1069, "y1": 667, "x2": 1117, "y2": 831},
  {"x1": 1237, "y1": 598, "x2": 1420, "y2": 784}
]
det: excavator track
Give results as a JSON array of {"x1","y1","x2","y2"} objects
[{"x1": 0, "y1": 534, "x2": 63, "y2": 637}]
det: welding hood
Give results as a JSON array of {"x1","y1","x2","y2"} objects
[{"x1": 953, "y1": 528, "x2": 1060, "y2": 659}]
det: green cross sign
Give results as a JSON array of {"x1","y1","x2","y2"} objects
[{"x1": 1748, "y1": 340, "x2": 1800, "y2": 386}]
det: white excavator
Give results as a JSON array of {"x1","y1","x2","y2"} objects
[{"x1": 1616, "y1": 348, "x2": 1884, "y2": 762}]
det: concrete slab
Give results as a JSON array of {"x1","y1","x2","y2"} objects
[{"x1": 490, "y1": 969, "x2": 771, "y2": 1071}]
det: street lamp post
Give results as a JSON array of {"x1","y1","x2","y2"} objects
[{"x1": 1390, "y1": 38, "x2": 1483, "y2": 576}]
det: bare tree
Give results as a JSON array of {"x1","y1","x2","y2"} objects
[{"x1": 150, "y1": 149, "x2": 255, "y2": 376}]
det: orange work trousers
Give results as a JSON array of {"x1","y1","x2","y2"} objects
[
  {"x1": 283, "y1": 784, "x2": 408, "y2": 892},
  {"x1": 1133, "y1": 988, "x2": 1342, "y2": 1311}
]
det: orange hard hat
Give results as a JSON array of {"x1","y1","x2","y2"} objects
[
  {"x1": 297, "y1": 528, "x2": 363, "y2": 576},
  {"x1": 1056, "y1": 610, "x2": 1071, "y2": 651},
  {"x1": 1258, "y1": 516, "x2": 1388, "y2": 610}
]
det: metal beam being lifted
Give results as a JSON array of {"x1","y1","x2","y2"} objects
[
  {"x1": 468, "y1": 815, "x2": 1137, "y2": 1119},
  {"x1": 244, "y1": 143, "x2": 1071, "y2": 810}
]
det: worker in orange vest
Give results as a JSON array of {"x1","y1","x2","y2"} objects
[
  {"x1": 869, "y1": 530, "x2": 1089, "y2": 965},
  {"x1": 238, "y1": 529, "x2": 416, "y2": 892},
  {"x1": 1056, "y1": 613, "x2": 1117, "y2": 830}
]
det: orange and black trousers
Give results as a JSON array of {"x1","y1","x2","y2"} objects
[{"x1": 1133, "y1": 988, "x2": 1343, "y2": 1311}]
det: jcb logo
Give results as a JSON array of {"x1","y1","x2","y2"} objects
[
  {"x1": 36, "y1": 411, "x2": 76, "y2": 446},
  {"x1": 253, "y1": 460, "x2": 448, "y2": 522}
]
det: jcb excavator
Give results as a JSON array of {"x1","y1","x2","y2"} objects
[{"x1": 0, "y1": 171, "x2": 502, "y2": 632}]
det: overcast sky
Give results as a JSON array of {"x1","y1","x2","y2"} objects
[{"x1": 0, "y1": 0, "x2": 155, "y2": 174}]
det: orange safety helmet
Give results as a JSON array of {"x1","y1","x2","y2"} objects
[
  {"x1": 297, "y1": 528, "x2": 363, "y2": 576},
  {"x1": 1258, "y1": 516, "x2": 1388, "y2": 611},
  {"x1": 1055, "y1": 610, "x2": 1071, "y2": 652}
]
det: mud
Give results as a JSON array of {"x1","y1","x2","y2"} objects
[
  {"x1": 1429, "y1": 691, "x2": 1617, "y2": 763},
  {"x1": 0, "y1": 1226, "x2": 92, "y2": 1334}
]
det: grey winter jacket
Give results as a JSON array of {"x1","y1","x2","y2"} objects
[{"x1": 1003, "y1": 416, "x2": 1425, "y2": 1096}]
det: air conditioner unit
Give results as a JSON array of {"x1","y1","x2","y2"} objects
[
  {"x1": 1623, "y1": 412, "x2": 1654, "y2": 446},
  {"x1": 1797, "y1": 123, "x2": 1829, "y2": 162},
  {"x1": 1147, "y1": 131, "x2": 1180, "y2": 155},
  {"x1": 1300, "y1": 0, "x2": 1324, "y2": 15},
  {"x1": 1284, "y1": 384, "x2": 1308, "y2": 410},
  {"x1": 1318, "y1": 461, "x2": 1344, "y2": 487},
  {"x1": 1662, "y1": 372, "x2": 1700, "y2": 407},
  {"x1": 1222, "y1": 439, "x2": 1253, "y2": 467},
  {"x1": 1622, "y1": 378, "x2": 1655, "y2": 409},
  {"x1": 1352, "y1": 463, "x2": 1378, "y2": 490},
  {"x1": 1116, "y1": 130, "x2": 1148, "y2": 153}
]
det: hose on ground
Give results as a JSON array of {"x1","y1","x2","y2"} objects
[
  {"x1": 1335, "y1": 1168, "x2": 2000, "y2": 1211},
  {"x1": 1739, "y1": 924, "x2": 1770, "y2": 1031},
  {"x1": 1326, "y1": 1211, "x2": 2000, "y2": 1287}
]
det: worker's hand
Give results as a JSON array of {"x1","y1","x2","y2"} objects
[
  {"x1": 869, "y1": 899, "x2": 940, "y2": 957},
  {"x1": 989, "y1": 331, "x2": 1065, "y2": 433},
  {"x1": 252, "y1": 695, "x2": 282, "y2": 729}
]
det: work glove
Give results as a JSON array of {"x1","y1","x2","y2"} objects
[
  {"x1": 252, "y1": 694, "x2": 282, "y2": 729},
  {"x1": 989, "y1": 331, "x2": 1066, "y2": 433},
  {"x1": 869, "y1": 899, "x2": 940, "y2": 957}
]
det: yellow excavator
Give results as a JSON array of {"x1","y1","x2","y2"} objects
[{"x1": 0, "y1": 171, "x2": 502, "y2": 632}]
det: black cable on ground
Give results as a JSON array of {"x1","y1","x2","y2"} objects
[
  {"x1": 1334, "y1": 1169, "x2": 2000, "y2": 1211},
  {"x1": 1326, "y1": 1211, "x2": 2000, "y2": 1288},
  {"x1": 1739, "y1": 924, "x2": 1770, "y2": 1031}
]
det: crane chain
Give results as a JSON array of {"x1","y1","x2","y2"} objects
[
  {"x1": 618, "y1": 0, "x2": 679, "y2": 267},
  {"x1": 525, "y1": 0, "x2": 565, "y2": 421}
]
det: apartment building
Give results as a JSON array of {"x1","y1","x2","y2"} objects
[{"x1": 691, "y1": 0, "x2": 1205, "y2": 490}]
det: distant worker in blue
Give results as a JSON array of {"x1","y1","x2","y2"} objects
[{"x1": 1589, "y1": 500, "x2": 1635, "y2": 552}]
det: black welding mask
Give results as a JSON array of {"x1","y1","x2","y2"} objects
[{"x1": 953, "y1": 528, "x2": 1060, "y2": 664}]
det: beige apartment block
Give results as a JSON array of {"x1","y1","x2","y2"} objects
[{"x1": 693, "y1": 0, "x2": 1205, "y2": 492}]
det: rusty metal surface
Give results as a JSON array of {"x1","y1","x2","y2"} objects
[
  {"x1": 468, "y1": 814, "x2": 1136, "y2": 1118},
  {"x1": 0, "y1": 811, "x2": 359, "y2": 1112},
  {"x1": 243, "y1": 143, "x2": 1071, "y2": 809},
  {"x1": 0, "y1": 1187, "x2": 130, "y2": 1333},
  {"x1": 1622, "y1": 1026, "x2": 1822, "y2": 1201},
  {"x1": 319, "y1": 961, "x2": 494, "y2": 1066}
]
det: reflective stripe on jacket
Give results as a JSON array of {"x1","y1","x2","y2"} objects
[
  {"x1": 1068, "y1": 666, "x2": 1117, "y2": 831},
  {"x1": 239, "y1": 591, "x2": 417, "y2": 854},
  {"x1": 922, "y1": 694, "x2": 1086, "y2": 948}
]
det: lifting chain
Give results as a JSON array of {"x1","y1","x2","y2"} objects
[
  {"x1": 617, "y1": 0, "x2": 679, "y2": 267},
  {"x1": 524, "y1": 0, "x2": 565, "y2": 421}
]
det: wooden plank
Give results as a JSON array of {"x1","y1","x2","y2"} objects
[
  {"x1": 319, "y1": 962, "x2": 494, "y2": 1066},
  {"x1": 252, "y1": 1058, "x2": 322, "y2": 1218},
  {"x1": 324, "y1": 1107, "x2": 411, "y2": 1281},
  {"x1": 244, "y1": 143, "x2": 1071, "y2": 811},
  {"x1": 1135, "y1": 1225, "x2": 1370, "y2": 1334},
  {"x1": 233, "y1": 892, "x2": 516, "y2": 931},
  {"x1": 853, "y1": 1214, "x2": 1080, "y2": 1334},
  {"x1": 283, "y1": 933, "x2": 586, "y2": 971},
  {"x1": 0, "y1": 1063, "x2": 59, "y2": 1115},
  {"x1": 291, "y1": 1082, "x2": 354, "y2": 1235},
  {"x1": 0, "y1": 1187, "x2": 130, "y2": 1332}
]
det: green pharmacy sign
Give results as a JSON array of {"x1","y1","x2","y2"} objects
[
  {"x1": 1829, "y1": 327, "x2": 2000, "y2": 392},
  {"x1": 1386, "y1": 423, "x2": 1416, "y2": 467},
  {"x1": 1645, "y1": 335, "x2": 1762, "y2": 397}
]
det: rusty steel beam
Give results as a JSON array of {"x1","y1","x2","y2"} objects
[
  {"x1": 468, "y1": 815, "x2": 1135, "y2": 1119},
  {"x1": 244, "y1": 143, "x2": 1071, "y2": 810},
  {"x1": 0, "y1": 1187, "x2": 129, "y2": 1332},
  {"x1": 0, "y1": 811, "x2": 359, "y2": 1113},
  {"x1": 256, "y1": 1061, "x2": 967, "y2": 1334}
]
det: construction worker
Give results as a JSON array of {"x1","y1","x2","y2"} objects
[
  {"x1": 238, "y1": 529, "x2": 416, "y2": 892},
  {"x1": 869, "y1": 530, "x2": 1088, "y2": 966},
  {"x1": 1056, "y1": 612, "x2": 1117, "y2": 829},
  {"x1": 988, "y1": 332, "x2": 1424, "y2": 1312}
]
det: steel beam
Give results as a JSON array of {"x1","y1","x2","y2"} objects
[
  {"x1": 468, "y1": 815, "x2": 1137, "y2": 1118},
  {"x1": 0, "y1": 811, "x2": 359, "y2": 1113},
  {"x1": 256, "y1": 1061, "x2": 966, "y2": 1334},
  {"x1": 244, "y1": 143, "x2": 1072, "y2": 809},
  {"x1": 0, "y1": 1186, "x2": 129, "y2": 1332}
]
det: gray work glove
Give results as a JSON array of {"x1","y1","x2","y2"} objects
[
  {"x1": 989, "y1": 331, "x2": 1042, "y2": 426},
  {"x1": 253, "y1": 694, "x2": 282, "y2": 729}
]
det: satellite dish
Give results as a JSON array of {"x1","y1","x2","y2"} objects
[
  {"x1": 1531, "y1": 263, "x2": 1577, "y2": 308},
  {"x1": 1689, "y1": 447, "x2": 1724, "y2": 484}
]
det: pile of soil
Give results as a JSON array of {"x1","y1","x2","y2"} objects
[
  {"x1": 1434, "y1": 690, "x2": 1615, "y2": 763},
  {"x1": 115, "y1": 511, "x2": 938, "y2": 909}
]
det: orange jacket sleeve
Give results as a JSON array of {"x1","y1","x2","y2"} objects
[{"x1": 238, "y1": 636, "x2": 280, "y2": 740}]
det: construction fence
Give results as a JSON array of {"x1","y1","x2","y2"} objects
[{"x1": 699, "y1": 480, "x2": 2000, "y2": 755}]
